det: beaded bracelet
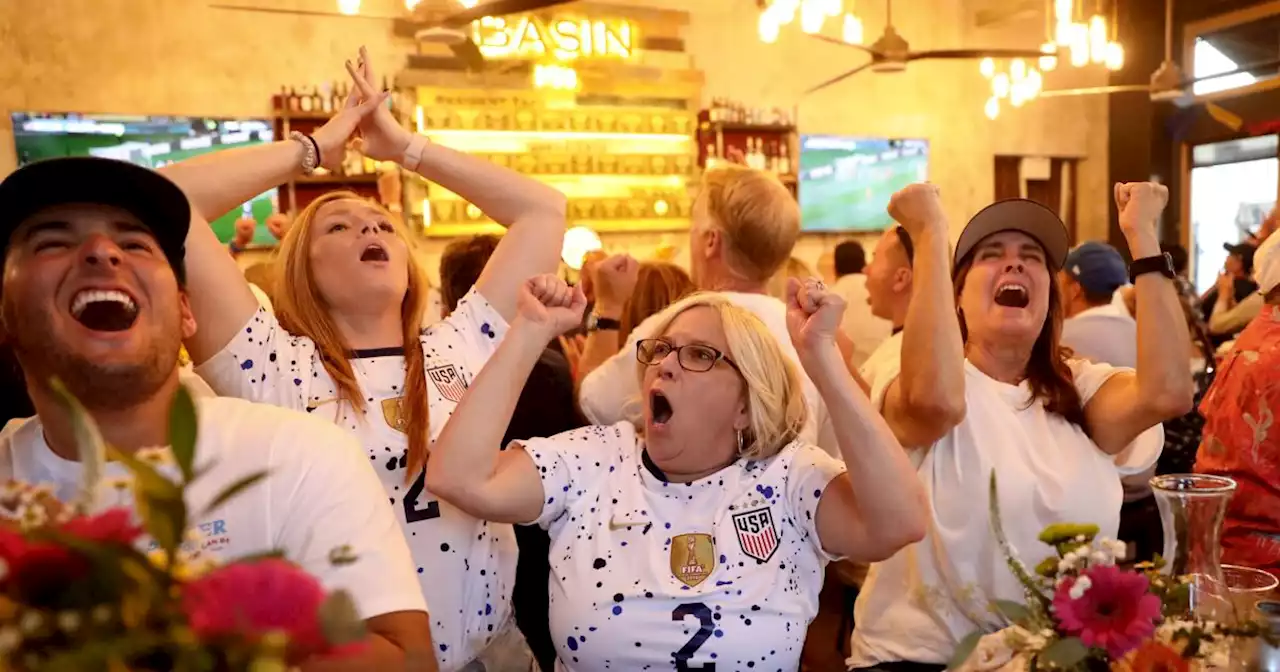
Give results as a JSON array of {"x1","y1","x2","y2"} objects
[{"x1": 289, "y1": 131, "x2": 319, "y2": 175}]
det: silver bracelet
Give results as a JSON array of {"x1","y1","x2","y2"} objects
[{"x1": 289, "y1": 131, "x2": 318, "y2": 175}]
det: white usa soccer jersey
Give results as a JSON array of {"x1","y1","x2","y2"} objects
[
  {"x1": 196, "y1": 289, "x2": 515, "y2": 672},
  {"x1": 518, "y1": 422, "x2": 847, "y2": 672}
]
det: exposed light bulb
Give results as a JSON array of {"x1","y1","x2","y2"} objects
[
  {"x1": 457, "y1": 0, "x2": 479, "y2": 7},
  {"x1": 1105, "y1": 42, "x2": 1125, "y2": 71},
  {"x1": 842, "y1": 13, "x2": 864, "y2": 45},
  {"x1": 1089, "y1": 15, "x2": 1108, "y2": 64},
  {"x1": 825, "y1": 0, "x2": 844, "y2": 17},
  {"x1": 337, "y1": 0, "x2": 360, "y2": 15},
  {"x1": 1010, "y1": 85, "x2": 1026, "y2": 107},
  {"x1": 1069, "y1": 24, "x2": 1089, "y2": 67},
  {"x1": 993, "y1": 73, "x2": 1010, "y2": 99},
  {"x1": 1040, "y1": 42, "x2": 1058, "y2": 72},
  {"x1": 1055, "y1": 20, "x2": 1073, "y2": 45},
  {"x1": 980, "y1": 57, "x2": 995, "y2": 78},
  {"x1": 404, "y1": 0, "x2": 421, "y2": 9},
  {"x1": 800, "y1": 2, "x2": 825, "y2": 33},
  {"x1": 776, "y1": 0, "x2": 800, "y2": 23},
  {"x1": 1010, "y1": 58, "x2": 1027, "y2": 80},
  {"x1": 759, "y1": 12, "x2": 782, "y2": 43},
  {"x1": 1026, "y1": 69, "x2": 1043, "y2": 95},
  {"x1": 985, "y1": 97, "x2": 1000, "y2": 120}
]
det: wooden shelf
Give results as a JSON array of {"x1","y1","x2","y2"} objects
[
  {"x1": 702, "y1": 121, "x2": 796, "y2": 133},
  {"x1": 295, "y1": 174, "x2": 380, "y2": 185},
  {"x1": 273, "y1": 110, "x2": 336, "y2": 121}
]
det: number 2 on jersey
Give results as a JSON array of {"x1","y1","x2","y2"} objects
[
  {"x1": 404, "y1": 471, "x2": 441, "y2": 523},
  {"x1": 671, "y1": 603, "x2": 716, "y2": 671}
]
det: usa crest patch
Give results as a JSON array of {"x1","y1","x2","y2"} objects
[
  {"x1": 732, "y1": 507, "x2": 779, "y2": 563},
  {"x1": 427, "y1": 364, "x2": 467, "y2": 403}
]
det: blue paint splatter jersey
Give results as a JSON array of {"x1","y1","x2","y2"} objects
[
  {"x1": 196, "y1": 289, "x2": 515, "y2": 672},
  {"x1": 519, "y1": 422, "x2": 847, "y2": 672}
]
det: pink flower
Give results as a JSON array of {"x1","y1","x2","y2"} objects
[
  {"x1": 60, "y1": 508, "x2": 142, "y2": 546},
  {"x1": 181, "y1": 558, "x2": 332, "y2": 654},
  {"x1": 1053, "y1": 564, "x2": 1162, "y2": 659}
]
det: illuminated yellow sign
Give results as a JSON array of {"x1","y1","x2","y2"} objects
[
  {"x1": 533, "y1": 64, "x2": 579, "y2": 91},
  {"x1": 473, "y1": 15, "x2": 635, "y2": 61}
]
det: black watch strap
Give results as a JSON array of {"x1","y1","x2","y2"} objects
[
  {"x1": 1128, "y1": 252, "x2": 1176, "y2": 283},
  {"x1": 588, "y1": 314, "x2": 620, "y2": 332}
]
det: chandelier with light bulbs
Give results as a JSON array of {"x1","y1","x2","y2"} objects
[
  {"x1": 758, "y1": 0, "x2": 864, "y2": 46},
  {"x1": 981, "y1": 0, "x2": 1124, "y2": 119}
]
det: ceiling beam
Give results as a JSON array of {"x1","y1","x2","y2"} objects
[{"x1": 971, "y1": 0, "x2": 1042, "y2": 28}]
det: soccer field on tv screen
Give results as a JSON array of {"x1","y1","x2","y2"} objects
[{"x1": 798, "y1": 136, "x2": 929, "y2": 233}]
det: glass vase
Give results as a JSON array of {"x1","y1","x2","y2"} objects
[{"x1": 1151, "y1": 473, "x2": 1237, "y2": 620}]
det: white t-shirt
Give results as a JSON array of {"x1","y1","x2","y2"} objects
[
  {"x1": 577, "y1": 291, "x2": 837, "y2": 455},
  {"x1": 848, "y1": 359, "x2": 1163, "y2": 667},
  {"x1": 858, "y1": 330, "x2": 903, "y2": 408},
  {"x1": 833, "y1": 274, "x2": 893, "y2": 371},
  {"x1": 1061, "y1": 302, "x2": 1138, "y2": 369},
  {"x1": 0, "y1": 396, "x2": 424, "y2": 621},
  {"x1": 519, "y1": 422, "x2": 846, "y2": 672},
  {"x1": 195, "y1": 289, "x2": 514, "y2": 672}
]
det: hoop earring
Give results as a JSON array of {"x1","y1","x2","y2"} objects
[{"x1": 736, "y1": 430, "x2": 746, "y2": 456}]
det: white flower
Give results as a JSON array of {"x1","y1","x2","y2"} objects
[
  {"x1": 959, "y1": 631, "x2": 1018, "y2": 672},
  {"x1": 18, "y1": 611, "x2": 42, "y2": 634},
  {"x1": 0, "y1": 627, "x2": 20, "y2": 653},
  {"x1": 1090, "y1": 550, "x2": 1111, "y2": 566},
  {"x1": 1075, "y1": 534, "x2": 1086, "y2": 542},
  {"x1": 56, "y1": 611, "x2": 80, "y2": 633},
  {"x1": 1068, "y1": 575, "x2": 1093, "y2": 600}
]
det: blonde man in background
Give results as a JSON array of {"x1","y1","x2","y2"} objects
[{"x1": 576, "y1": 165, "x2": 840, "y2": 455}]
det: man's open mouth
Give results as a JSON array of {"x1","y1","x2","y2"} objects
[
  {"x1": 71, "y1": 289, "x2": 138, "y2": 332},
  {"x1": 361, "y1": 244, "x2": 389, "y2": 262},
  {"x1": 994, "y1": 283, "x2": 1030, "y2": 308}
]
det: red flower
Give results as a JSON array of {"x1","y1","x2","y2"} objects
[
  {"x1": 0, "y1": 525, "x2": 86, "y2": 603},
  {"x1": 60, "y1": 508, "x2": 142, "y2": 546},
  {"x1": 1054, "y1": 564, "x2": 1163, "y2": 659},
  {"x1": 1120, "y1": 641, "x2": 1189, "y2": 672},
  {"x1": 181, "y1": 558, "x2": 355, "y2": 658}
]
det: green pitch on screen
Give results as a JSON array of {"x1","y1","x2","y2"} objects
[
  {"x1": 14, "y1": 125, "x2": 277, "y2": 246},
  {"x1": 798, "y1": 143, "x2": 928, "y2": 232}
]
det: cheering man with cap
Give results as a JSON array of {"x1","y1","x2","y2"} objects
[
  {"x1": 1196, "y1": 229, "x2": 1280, "y2": 572},
  {"x1": 1059, "y1": 241, "x2": 1137, "y2": 368},
  {"x1": 0, "y1": 157, "x2": 435, "y2": 669},
  {"x1": 849, "y1": 184, "x2": 1191, "y2": 671}
]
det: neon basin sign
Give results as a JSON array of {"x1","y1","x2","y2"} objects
[{"x1": 472, "y1": 15, "x2": 636, "y2": 61}]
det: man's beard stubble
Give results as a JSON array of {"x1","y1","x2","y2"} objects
[{"x1": 2, "y1": 300, "x2": 181, "y2": 412}]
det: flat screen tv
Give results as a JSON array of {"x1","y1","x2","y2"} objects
[
  {"x1": 798, "y1": 135, "x2": 929, "y2": 232},
  {"x1": 11, "y1": 113, "x2": 278, "y2": 245}
]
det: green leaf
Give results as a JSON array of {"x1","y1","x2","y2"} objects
[
  {"x1": 328, "y1": 544, "x2": 359, "y2": 567},
  {"x1": 168, "y1": 385, "x2": 199, "y2": 483},
  {"x1": 49, "y1": 377, "x2": 107, "y2": 513},
  {"x1": 233, "y1": 549, "x2": 287, "y2": 564},
  {"x1": 109, "y1": 447, "x2": 186, "y2": 558},
  {"x1": 989, "y1": 471, "x2": 1053, "y2": 614},
  {"x1": 947, "y1": 630, "x2": 985, "y2": 670},
  {"x1": 1038, "y1": 637, "x2": 1089, "y2": 669},
  {"x1": 318, "y1": 590, "x2": 368, "y2": 647},
  {"x1": 203, "y1": 470, "x2": 269, "y2": 517},
  {"x1": 991, "y1": 599, "x2": 1032, "y2": 624}
]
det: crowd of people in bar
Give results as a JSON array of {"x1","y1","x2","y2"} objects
[{"x1": 0, "y1": 48, "x2": 1277, "y2": 672}]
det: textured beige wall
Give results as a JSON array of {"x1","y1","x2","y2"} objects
[{"x1": 0, "y1": 0, "x2": 1110, "y2": 275}]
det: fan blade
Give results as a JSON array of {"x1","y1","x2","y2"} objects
[
  {"x1": 807, "y1": 32, "x2": 881, "y2": 57},
  {"x1": 442, "y1": 0, "x2": 578, "y2": 27},
  {"x1": 908, "y1": 49, "x2": 1045, "y2": 60},
  {"x1": 804, "y1": 62, "x2": 876, "y2": 96},
  {"x1": 208, "y1": 3, "x2": 395, "y2": 19},
  {"x1": 1038, "y1": 84, "x2": 1152, "y2": 98},
  {"x1": 1177, "y1": 56, "x2": 1280, "y2": 90},
  {"x1": 449, "y1": 38, "x2": 487, "y2": 71}
]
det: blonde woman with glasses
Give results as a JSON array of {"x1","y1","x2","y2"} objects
[
  {"x1": 159, "y1": 49, "x2": 565, "y2": 671},
  {"x1": 426, "y1": 273, "x2": 927, "y2": 672}
]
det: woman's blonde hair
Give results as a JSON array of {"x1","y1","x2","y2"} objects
[
  {"x1": 700, "y1": 166, "x2": 800, "y2": 284},
  {"x1": 273, "y1": 191, "x2": 434, "y2": 481},
  {"x1": 635, "y1": 292, "x2": 808, "y2": 460},
  {"x1": 619, "y1": 262, "x2": 696, "y2": 344}
]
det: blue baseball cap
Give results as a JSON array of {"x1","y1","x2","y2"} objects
[{"x1": 1063, "y1": 241, "x2": 1128, "y2": 294}]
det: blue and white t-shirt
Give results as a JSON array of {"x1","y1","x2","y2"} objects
[
  {"x1": 518, "y1": 422, "x2": 847, "y2": 672},
  {"x1": 196, "y1": 289, "x2": 514, "y2": 672}
]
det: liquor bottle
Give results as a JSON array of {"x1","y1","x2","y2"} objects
[
  {"x1": 299, "y1": 87, "x2": 313, "y2": 112},
  {"x1": 705, "y1": 143, "x2": 718, "y2": 169},
  {"x1": 312, "y1": 87, "x2": 325, "y2": 113},
  {"x1": 288, "y1": 87, "x2": 301, "y2": 112},
  {"x1": 332, "y1": 82, "x2": 345, "y2": 111},
  {"x1": 275, "y1": 86, "x2": 287, "y2": 112},
  {"x1": 778, "y1": 143, "x2": 792, "y2": 175}
]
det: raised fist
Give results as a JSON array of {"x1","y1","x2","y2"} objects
[{"x1": 887, "y1": 183, "x2": 946, "y2": 239}]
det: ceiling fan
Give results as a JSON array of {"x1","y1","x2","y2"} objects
[
  {"x1": 1037, "y1": 0, "x2": 1277, "y2": 106},
  {"x1": 801, "y1": 0, "x2": 1044, "y2": 95},
  {"x1": 414, "y1": 0, "x2": 578, "y2": 70}
]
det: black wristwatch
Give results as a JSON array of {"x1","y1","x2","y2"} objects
[
  {"x1": 586, "y1": 314, "x2": 620, "y2": 332},
  {"x1": 1128, "y1": 252, "x2": 1176, "y2": 283}
]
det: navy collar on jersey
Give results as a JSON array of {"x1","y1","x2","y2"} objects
[
  {"x1": 350, "y1": 346, "x2": 405, "y2": 359},
  {"x1": 641, "y1": 449, "x2": 668, "y2": 482}
]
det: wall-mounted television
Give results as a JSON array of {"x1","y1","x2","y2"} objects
[
  {"x1": 11, "y1": 113, "x2": 278, "y2": 245},
  {"x1": 798, "y1": 135, "x2": 929, "y2": 232}
]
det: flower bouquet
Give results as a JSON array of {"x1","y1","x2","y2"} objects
[
  {"x1": 0, "y1": 382, "x2": 368, "y2": 671},
  {"x1": 948, "y1": 472, "x2": 1276, "y2": 672}
]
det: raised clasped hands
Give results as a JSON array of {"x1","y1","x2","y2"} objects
[
  {"x1": 308, "y1": 46, "x2": 411, "y2": 173},
  {"x1": 785, "y1": 276, "x2": 845, "y2": 355},
  {"x1": 517, "y1": 274, "x2": 589, "y2": 342}
]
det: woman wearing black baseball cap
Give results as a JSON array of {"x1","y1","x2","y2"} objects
[{"x1": 848, "y1": 184, "x2": 1194, "y2": 671}]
